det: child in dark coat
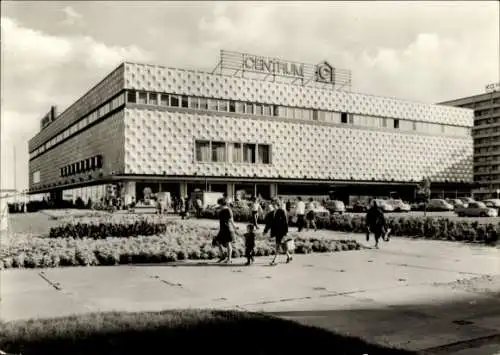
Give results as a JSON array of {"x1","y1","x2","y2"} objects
[{"x1": 244, "y1": 224, "x2": 256, "y2": 265}]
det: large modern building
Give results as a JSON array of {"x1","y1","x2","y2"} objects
[
  {"x1": 440, "y1": 85, "x2": 500, "y2": 200},
  {"x1": 28, "y1": 50, "x2": 475, "y2": 204}
]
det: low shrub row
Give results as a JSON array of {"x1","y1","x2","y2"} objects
[
  {"x1": 2, "y1": 223, "x2": 361, "y2": 269},
  {"x1": 49, "y1": 220, "x2": 168, "y2": 239},
  {"x1": 202, "y1": 211, "x2": 500, "y2": 244}
]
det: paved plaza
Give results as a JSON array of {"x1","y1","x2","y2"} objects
[{"x1": 2, "y1": 232, "x2": 500, "y2": 354}]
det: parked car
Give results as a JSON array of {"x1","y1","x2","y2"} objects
[
  {"x1": 454, "y1": 202, "x2": 498, "y2": 217},
  {"x1": 388, "y1": 199, "x2": 411, "y2": 212},
  {"x1": 373, "y1": 199, "x2": 394, "y2": 212},
  {"x1": 410, "y1": 202, "x2": 425, "y2": 211},
  {"x1": 427, "y1": 199, "x2": 454, "y2": 211},
  {"x1": 446, "y1": 199, "x2": 465, "y2": 209},
  {"x1": 324, "y1": 200, "x2": 346, "y2": 214},
  {"x1": 483, "y1": 199, "x2": 500, "y2": 210},
  {"x1": 459, "y1": 197, "x2": 476, "y2": 207}
]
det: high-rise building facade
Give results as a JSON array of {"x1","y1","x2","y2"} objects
[
  {"x1": 440, "y1": 86, "x2": 500, "y2": 200},
  {"x1": 28, "y1": 51, "x2": 475, "y2": 204}
]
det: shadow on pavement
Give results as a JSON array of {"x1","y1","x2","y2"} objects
[{"x1": 265, "y1": 292, "x2": 500, "y2": 353}]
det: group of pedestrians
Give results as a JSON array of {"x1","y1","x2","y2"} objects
[
  {"x1": 211, "y1": 195, "x2": 391, "y2": 266},
  {"x1": 213, "y1": 196, "x2": 293, "y2": 266}
]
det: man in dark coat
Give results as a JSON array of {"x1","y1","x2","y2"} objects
[
  {"x1": 264, "y1": 199, "x2": 291, "y2": 265},
  {"x1": 365, "y1": 200, "x2": 389, "y2": 248}
]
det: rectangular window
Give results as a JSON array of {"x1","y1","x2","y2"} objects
[
  {"x1": 312, "y1": 110, "x2": 319, "y2": 121},
  {"x1": 441, "y1": 125, "x2": 446, "y2": 133},
  {"x1": 189, "y1": 97, "x2": 199, "y2": 109},
  {"x1": 273, "y1": 106, "x2": 281, "y2": 117},
  {"x1": 263, "y1": 105, "x2": 272, "y2": 116},
  {"x1": 341, "y1": 112, "x2": 348, "y2": 124},
  {"x1": 195, "y1": 140, "x2": 211, "y2": 162},
  {"x1": 235, "y1": 102, "x2": 245, "y2": 113},
  {"x1": 148, "y1": 93, "x2": 158, "y2": 105},
  {"x1": 218, "y1": 100, "x2": 228, "y2": 112},
  {"x1": 348, "y1": 114, "x2": 354, "y2": 124},
  {"x1": 229, "y1": 101, "x2": 236, "y2": 113},
  {"x1": 232, "y1": 143, "x2": 242, "y2": 163},
  {"x1": 60, "y1": 168, "x2": 64, "y2": 177},
  {"x1": 170, "y1": 95, "x2": 180, "y2": 107},
  {"x1": 84, "y1": 159, "x2": 90, "y2": 171},
  {"x1": 255, "y1": 104, "x2": 263, "y2": 116},
  {"x1": 245, "y1": 103, "x2": 254, "y2": 115},
  {"x1": 127, "y1": 91, "x2": 136, "y2": 103},
  {"x1": 96, "y1": 155, "x2": 103, "y2": 169},
  {"x1": 257, "y1": 144, "x2": 271, "y2": 164},
  {"x1": 181, "y1": 96, "x2": 189, "y2": 108},
  {"x1": 394, "y1": 119, "x2": 400, "y2": 129},
  {"x1": 286, "y1": 107, "x2": 294, "y2": 119},
  {"x1": 243, "y1": 143, "x2": 256, "y2": 163},
  {"x1": 211, "y1": 141, "x2": 226, "y2": 162},
  {"x1": 199, "y1": 98, "x2": 208, "y2": 110},
  {"x1": 208, "y1": 99, "x2": 218, "y2": 111},
  {"x1": 412, "y1": 121, "x2": 417, "y2": 131},
  {"x1": 160, "y1": 94, "x2": 169, "y2": 106},
  {"x1": 138, "y1": 92, "x2": 147, "y2": 105},
  {"x1": 33, "y1": 170, "x2": 41, "y2": 183}
]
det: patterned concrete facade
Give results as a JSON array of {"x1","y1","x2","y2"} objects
[
  {"x1": 123, "y1": 62, "x2": 473, "y2": 127},
  {"x1": 123, "y1": 107, "x2": 472, "y2": 183},
  {"x1": 28, "y1": 60, "x2": 475, "y2": 195},
  {"x1": 29, "y1": 110, "x2": 125, "y2": 187}
]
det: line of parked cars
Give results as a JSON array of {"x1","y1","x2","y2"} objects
[{"x1": 410, "y1": 197, "x2": 500, "y2": 217}]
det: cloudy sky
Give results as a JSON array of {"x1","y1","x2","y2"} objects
[{"x1": 1, "y1": 1, "x2": 499, "y2": 191}]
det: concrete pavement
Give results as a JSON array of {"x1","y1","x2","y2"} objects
[{"x1": 1, "y1": 233, "x2": 499, "y2": 354}]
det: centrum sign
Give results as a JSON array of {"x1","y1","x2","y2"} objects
[
  {"x1": 216, "y1": 50, "x2": 351, "y2": 88},
  {"x1": 242, "y1": 54, "x2": 304, "y2": 78}
]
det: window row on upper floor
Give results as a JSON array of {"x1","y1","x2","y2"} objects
[
  {"x1": 29, "y1": 87, "x2": 471, "y2": 161},
  {"x1": 29, "y1": 94, "x2": 125, "y2": 159},
  {"x1": 195, "y1": 140, "x2": 272, "y2": 165},
  {"x1": 127, "y1": 90, "x2": 471, "y2": 137}
]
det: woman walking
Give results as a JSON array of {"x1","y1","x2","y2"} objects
[
  {"x1": 213, "y1": 198, "x2": 237, "y2": 263},
  {"x1": 264, "y1": 199, "x2": 291, "y2": 265},
  {"x1": 305, "y1": 198, "x2": 317, "y2": 231}
]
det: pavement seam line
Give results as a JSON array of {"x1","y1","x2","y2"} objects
[
  {"x1": 384, "y1": 262, "x2": 486, "y2": 276},
  {"x1": 37, "y1": 271, "x2": 63, "y2": 291},
  {"x1": 417, "y1": 333, "x2": 500, "y2": 354}
]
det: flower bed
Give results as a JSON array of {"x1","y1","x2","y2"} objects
[
  {"x1": 202, "y1": 210, "x2": 500, "y2": 244},
  {"x1": 1, "y1": 221, "x2": 361, "y2": 269}
]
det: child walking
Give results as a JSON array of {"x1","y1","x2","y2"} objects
[{"x1": 244, "y1": 224, "x2": 256, "y2": 265}]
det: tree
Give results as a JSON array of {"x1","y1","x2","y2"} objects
[{"x1": 417, "y1": 177, "x2": 431, "y2": 217}]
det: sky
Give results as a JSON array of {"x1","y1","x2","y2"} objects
[{"x1": 1, "y1": 1, "x2": 499, "y2": 191}]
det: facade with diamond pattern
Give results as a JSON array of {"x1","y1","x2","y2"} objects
[{"x1": 28, "y1": 60, "x2": 475, "y2": 204}]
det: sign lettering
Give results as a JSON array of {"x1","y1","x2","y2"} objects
[
  {"x1": 243, "y1": 54, "x2": 304, "y2": 78},
  {"x1": 315, "y1": 61, "x2": 335, "y2": 84}
]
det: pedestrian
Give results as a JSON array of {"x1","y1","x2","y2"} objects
[
  {"x1": 264, "y1": 199, "x2": 292, "y2": 265},
  {"x1": 179, "y1": 197, "x2": 186, "y2": 219},
  {"x1": 243, "y1": 223, "x2": 256, "y2": 265},
  {"x1": 296, "y1": 196, "x2": 306, "y2": 232},
  {"x1": 251, "y1": 196, "x2": 261, "y2": 229},
  {"x1": 213, "y1": 198, "x2": 237, "y2": 264},
  {"x1": 305, "y1": 198, "x2": 317, "y2": 231},
  {"x1": 365, "y1": 201, "x2": 390, "y2": 248},
  {"x1": 195, "y1": 197, "x2": 203, "y2": 218}
]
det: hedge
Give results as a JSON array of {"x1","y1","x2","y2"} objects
[
  {"x1": 1, "y1": 221, "x2": 361, "y2": 269},
  {"x1": 202, "y1": 210, "x2": 500, "y2": 244}
]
